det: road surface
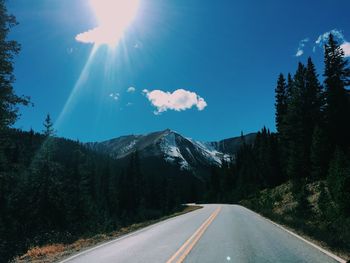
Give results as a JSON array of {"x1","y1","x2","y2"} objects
[{"x1": 60, "y1": 204, "x2": 344, "y2": 263}]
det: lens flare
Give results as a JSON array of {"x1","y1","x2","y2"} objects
[
  {"x1": 57, "y1": 1, "x2": 141, "y2": 132},
  {"x1": 88, "y1": 0, "x2": 140, "y2": 46}
]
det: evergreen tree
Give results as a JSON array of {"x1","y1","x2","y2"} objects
[
  {"x1": 0, "y1": 0, "x2": 29, "y2": 132},
  {"x1": 0, "y1": 3, "x2": 29, "y2": 258},
  {"x1": 323, "y1": 33, "x2": 350, "y2": 150},
  {"x1": 234, "y1": 142, "x2": 261, "y2": 199},
  {"x1": 286, "y1": 73, "x2": 294, "y2": 98},
  {"x1": 254, "y1": 128, "x2": 281, "y2": 187},
  {"x1": 285, "y1": 63, "x2": 307, "y2": 179},
  {"x1": 276, "y1": 73, "x2": 294, "y2": 178},
  {"x1": 305, "y1": 57, "x2": 324, "y2": 133},
  {"x1": 43, "y1": 114, "x2": 55, "y2": 137},
  {"x1": 275, "y1": 74, "x2": 288, "y2": 134},
  {"x1": 302, "y1": 58, "x2": 324, "y2": 178}
]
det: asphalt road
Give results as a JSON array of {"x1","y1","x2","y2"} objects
[{"x1": 60, "y1": 204, "x2": 344, "y2": 263}]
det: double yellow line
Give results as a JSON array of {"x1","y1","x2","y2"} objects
[{"x1": 166, "y1": 206, "x2": 222, "y2": 263}]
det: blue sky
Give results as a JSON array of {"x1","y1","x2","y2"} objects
[{"x1": 8, "y1": 0, "x2": 350, "y2": 142}]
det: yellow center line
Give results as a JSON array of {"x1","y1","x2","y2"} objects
[{"x1": 166, "y1": 206, "x2": 222, "y2": 263}]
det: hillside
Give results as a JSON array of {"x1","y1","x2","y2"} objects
[{"x1": 241, "y1": 180, "x2": 350, "y2": 260}]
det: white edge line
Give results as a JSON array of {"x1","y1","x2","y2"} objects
[
  {"x1": 59, "y1": 206, "x2": 203, "y2": 263},
  {"x1": 240, "y1": 205, "x2": 347, "y2": 263}
]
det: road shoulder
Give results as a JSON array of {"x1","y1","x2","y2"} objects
[
  {"x1": 240, "y1": 205, "x2": 348, "y2": 263},
  {"x1": 14, "y1": 205, "x2": 202, "y2": 263}
]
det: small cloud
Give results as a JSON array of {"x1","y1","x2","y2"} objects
[
  {"x1": 296, "y1": 49, "x2": 304, "y2": 57},
  {"x1": 127, "y1": 87, "x2": 136, "y2": 93},
  {"x1": 143, "y1": 89, "x2": 207, "y2": 114},
  {"x1": 126, "y1": 102, "x2": 133, "y2": 106},
  {"x1": 76, "y1": 27, "x2": 103, "y2": 44},
  {"x1": 109, "y1": 93, "x2": 120, "y2": 101},
  {"x1": 75, "y1": 26, "x2": 123, "y2": 45},
  {"x1": 295, "y1": 38, "x2": 309, "y2": 57}
]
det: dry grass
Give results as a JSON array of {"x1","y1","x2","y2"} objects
[
  {"x1": 25, "y1": 244, "x2": 65, "y2": 259},
  {"x1": 14, "y1": 205, "x2": 202, "y2": 263}
]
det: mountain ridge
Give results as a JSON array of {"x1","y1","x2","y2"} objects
[{"x1": 86, "y1": 129, "x2": 256, "y2": 172}]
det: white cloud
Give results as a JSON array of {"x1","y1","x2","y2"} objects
[
  {"x1": 341, "y1": 42, "x2": 350, "y2": 57},
  {"x1": 296, "y1": 49, "x2": 304, "y2": 57},
  {"x1": 295, "y1": 38, "x2": 309, "y2": 57},
  {"x1": 315, "y1": 29, "x2": 345, "y2": 46},
  {"x1": 76, "y1": 27, "x2": 101, "y2": 44},
  {"x1": 109, "y1": 93, "x2": 120, "y2": 101},
  {"x1": 143, "y1": 89, "x2": 207, "y2": 114},
  {"x1": 127, "y1": 87, "x2": 136, "y2": 93},
  {"x1": 314, "y1": 29, "x2": 350, "y2": 57}
]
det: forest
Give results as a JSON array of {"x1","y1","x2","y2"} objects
[
  {"x1": 206, "y1": 34, "x2": 350, "y2": 253},
  {"x1": 1, "y1": 126, "x2": 189, "y2": 262},
  {"x1": 1, "y1": 0, "x2": 350, "y2": 261}
]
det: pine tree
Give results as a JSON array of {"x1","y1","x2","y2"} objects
[
  {"x1": 275, "y1": 74, "x2": 288, "y2": 134},
  {"x1": 252, "y1": 128, "x2": 282, "y2": 188},
  {"x1": 43, "y1": 114, "x2": 55, "y2": 137},
  {"x1": 277, "y1": 73, "x2": 294, "y2": 178},
  {"x1": 0, "y1": 3, "x2": 29, "y2": 259},
  {"x1": 302, "y1": 58, "x2": 324, "y2": 177},
  {"x1": 285, "y1": 63, "x2": 307, "y2": 179},
  {"x1": 0, "y1": 0, "x2": 29, "y2": 132},
  {"x1": 286, "y1": 73, "x2": 293, "y2": 99},
  {"x1": 323, "y1": 33, "x2": 350, "y2": 150},
  {"x1": 305, "y1": 57, "x2": 324, "y2": 131},
  {"x1": 234, "y1": 142, "x2": 261, "y2": 199}
]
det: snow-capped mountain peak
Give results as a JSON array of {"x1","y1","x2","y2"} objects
[{"x1": 86, "y1": 129, "x2": 256, "y2": 171}]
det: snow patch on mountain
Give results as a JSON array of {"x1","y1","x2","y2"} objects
[
  {"x1": 187, "y1": 138, "x2": 224, "y2": 166},
  {"x1": 120, "y1": 140, "x2": 137, "y2": 154},
  {"x1": 160, "y1": 131, "x2": 189, "y2": 169}
]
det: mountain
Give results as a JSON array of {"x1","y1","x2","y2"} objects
[{"x1": 86, "y1": 129, "x2": 256, "y2": 173}]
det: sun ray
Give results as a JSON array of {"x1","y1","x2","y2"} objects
[
  {"x1": 76, "y1": 0, "x2": 140, "y2": 47},
  {"x1": 55, "y1": 44, "x2": 99, "y2": 128},
  {"x1": 55, "y1": 0, "x2": 141, "y2": 130}
]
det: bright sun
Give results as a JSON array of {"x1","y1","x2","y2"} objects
[{"x1": 89, "y1": 0, "x2": 140, "y2": 46}]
